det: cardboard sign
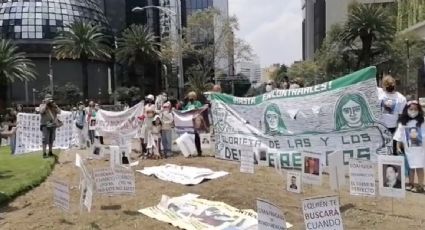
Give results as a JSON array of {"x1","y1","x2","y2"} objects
[
  {"x1": 303, "y1": 196, "x2": 344, "y2": 230},
  {"x1": 93, "y1": 168, "x2": 115, "y2": 194},
  {"x1": 302, "y1": 151, "x2": 322, "y2": 185},
  {"x1": 75, "y1": 153, "x2": 82, "y2": 168},
  {"x1": 53, "y1": 180, "x2": 70, "y2": 212},
  {"x1": 240, "y1": 148, "x2": 254, "y2": 174},
  {"x1": 257, "y1": 199, "x2": 288, "y2": 230},
  {"x1": 286, "y1": 171, "x2": 301, "y2": 193},
  {"x1": 349, "y1": 159, "x2": 375, "y2": 196},
  {"x1": 109, "y1": 145, "x2": 121, "y2": 169},
  {"x1": 94, "y1": 167, "x2": 135, "y2": 195},
  {"x1": 378, "y1": 155, "x2": 405, "y2": 198}
]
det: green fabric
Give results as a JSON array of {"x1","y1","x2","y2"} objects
[{"x1": 183, "y1": 100, "x2": 203, "y2": 111}]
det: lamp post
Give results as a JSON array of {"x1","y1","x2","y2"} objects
[
  {"x1": 132, "y1": 2, "x2": 184, "y2": 99},
  {"x1": 32, "y1": 88, "x2": 37, "y2": 106},
  {"x1": 405, "y1": 39, "x2": 411, "y2": 96},
  {"x1": 48, "y1": 53, "x2": 54, "y2": 97}
]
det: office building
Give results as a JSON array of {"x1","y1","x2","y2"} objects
[
  {"x1": 237, "y1": 57, "x2": 261, "y2": 84},
  {"x1": 1, "y1": 0, "x2": 112, "y2": 104}
]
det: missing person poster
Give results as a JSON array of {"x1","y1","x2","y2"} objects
[
  {"x1": 257, "y1": 199, "x2": 288, "y2": 230},
  {"x1": 210, "y1": 67, "x2": 392, "y2": 170},
  {"x1": 53, "y1": 180, "x2": 70, "y2": 212},
  {"x1": 349, "y1": 159, "x2": 376, "y2": 196},
  {"x1": 286, "y1": 171, "x2": 301, "y2": 193},
  {"x1": 378, "y1": 155, "x2": 405, "y2": 198},
  {"x1": 302, "y1": 151, "x2": 322, "y2": 185},
  {"x1": 240, "y1": 148, "x2": 254, "y2": 174},
  {"x1": 302, "y1": 196, "x2": 344, "y2": 230}
]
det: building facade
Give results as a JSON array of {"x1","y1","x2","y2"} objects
[
  {"x1": 236, "y1": 57, "x2": 261, "y2": 85},
  {"x1": 1, "y1": 0, "x2": 113, "y2": 105}
]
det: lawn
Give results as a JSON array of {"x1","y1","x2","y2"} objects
[{"x1": 0, "y1": 148, "x2": 55, "y2": 205}]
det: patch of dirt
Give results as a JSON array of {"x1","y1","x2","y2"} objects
[{"x1": 1, "y1": 148, "x2": 425, "y2": 230}]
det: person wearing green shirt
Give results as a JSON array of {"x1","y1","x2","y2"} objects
[{"x1": 183, "y1": 91, "x2": 203, "y2": 111}]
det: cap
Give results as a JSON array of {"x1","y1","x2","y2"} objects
[{"x1": 146, "y1": 94, "x2": 154, "y2": 101}]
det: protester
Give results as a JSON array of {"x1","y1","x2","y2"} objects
[
  {"x1": 39, "y1": 94, "x2": 61, "y2": 158},
  {"x1": 75, "y1": 101, "x2": 87, "y2": 149},
  {"x1": 86, "y1": 101, "x2": 96, "y2": 145},
  {"x1": 183, "y1": 91, "x2": 204, "y2": 156},
  {"x1": 137, "y1": 94, "x2": 156, "y2": 156},
  {"x1": 94, "y1": 103, "x2": 104, "y2": 145},
  {"x1": 160, "y1": 102, "x2": 174, "y2": 157},
  {"x1": 378, "y1": 75, "x2": 407, "y2": 154},
  {"x1": 280, "y1": 76, "x2": 290, "y2": 89},
  {"x1": 4, "y1": 107, "x2": 17, "y2": 154},
  {"x1": 149, "y1": 115, "x2": 162, "y2": 159},
  {"x1": 212, "y1": 84, "x2": 222, "y2": 93},
  {"x1": 289, "y1": 77, "x2": 304, "y2": 89},
  {"x1": 265, "y1": 80, "x2": 274, "y2": 92},
  {"x1": 394, "y1": 100, "x2": 425, "y2": 193}
]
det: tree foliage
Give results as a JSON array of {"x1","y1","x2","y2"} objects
[
  {"x1": 288, "y1": 61, "x2": 321, "y2": 86},
  {"x1": 0, "y1": 40, "x2": 36, "y2": 83},
  {"x1": 114, "y1": 86, "x2": 142, "y2": 105},
  {"x1": 38, "y1": 82, "x2": 82, "y2": 105}
]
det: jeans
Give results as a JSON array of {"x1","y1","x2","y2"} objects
[
  {"x1": 88, "y1": 130, "x2": 95, "y2": 144},
  {"x1": 161, "y1": 129, "x2": 173, "y2": 155}
]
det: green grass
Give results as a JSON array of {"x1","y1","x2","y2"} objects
[{"x1": 0, "y1": 147, "x2": 56, "y2": 205}]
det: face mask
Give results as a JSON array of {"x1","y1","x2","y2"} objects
[
  {"x1": 266, "y1": 85, "x2": 273, "y2": 92},
  {"x1": 385, "y1": 85, "x2": 395, "y2": 92},
  {"x1": 408, "y1": 110, "x2": 419, "y2": 118},
  {"x1": 189, "y1": 98, "x2": 194, "y2": 102}
]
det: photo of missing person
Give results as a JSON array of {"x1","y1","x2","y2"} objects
[
  {"x1": 121, "y1": 152, "x2": 129, "y2": 165},
  {"x1": 90, "y1": 119, "x2": 96, "y2": 127},
  {"x1": 381, "y1": 98, "x2": 397, "y2": 114},
  {"x1": 286, "y1": 172, "x2": 301, "y2": 193},
  {"x1": 259, "y1": 149, "x2": 267, "y2": 161},
  {"x1": 304, "y1": 157, "x2": 320, "y2": 175},
  {"x1": 405, "y1": 127, "x2": 423, "y2": 147},
  {"x1": 289, "y1": 176, "x2": 298, "y2": 190},
  {"x1": 383, "y1": 164, "x2": 402, "y2": 189},
  {"x1": 202, "y1": 137, "x2": 210, "y2": 144}
]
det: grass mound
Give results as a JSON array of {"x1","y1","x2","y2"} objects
[{"x1": 0, "y1": 148, "x2": 55, "y2": 205}]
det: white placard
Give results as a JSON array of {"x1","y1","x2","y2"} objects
[
  {"x1": 53, "y1": 180, "x2": 70, "y2": 212},
  {"x1": 89, "y1": 117, "x2": 97, "y2": 131},
  {"x1": 286, "y1": 171, "x2": 301, "y2": 193},
  {"x1": 175, "y1": 132, "x2": 197, "y2": 157},
  {"x1": 302, "y1": 196, "x2": 344, "y2": 230},
  {"x1": 94, "y1": 167, "x2": 135, "y2": 195},
  {"x1": 200, "y1": 133, "x2": 212, "y2": 152},
  {"x1": 75, "y1": 153, "x2": 82, "y2": 168},
  {"x1": 257, "y1": 199, "x2": 288, "y2": 230},
  {"x1": 328, "y1": 151, "x2": 346, "y2": 191},
  {"x1": 302, "y1": 151, "x2": 322, "y2": 185},
  {"x1": 378, "y1": 155, "x2": 405, "y2": 198},
  {"x1": 240, "y1": 148, "x2": 254, "y2": 174},
  {"x1": 109, "y1": 145, "x2": 121, "y2": 169},
  {"x1": 84, "y1": 184, "x2": 93, "y2": 213},
  {"x1": 349, "y1": 159, "x2": 376, "y2": 196}
]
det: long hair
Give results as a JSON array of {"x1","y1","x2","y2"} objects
[
  {"x1": 264, "y1": 103, "x2": 287, "y2": 135},
  {"x1": 398, "y1": 102, "x2": 424, "y2": 127},
  {"x1": 335, "y1": 93, "x2": 375, "y2": 130}
]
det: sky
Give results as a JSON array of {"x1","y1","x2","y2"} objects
[{"x1": 228, "y1": 0, "x2": 303, "y2": 68}]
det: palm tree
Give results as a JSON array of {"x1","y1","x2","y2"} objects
[
  {"x1": 54, "y1": 21, "x2": 111, "y2": 99},
  {"x1": 185, "y1": 65, "x2": 213, "y2": 98},
  {"x1": 115, "y1": 24, "x2": 160, "y2": 95},
  {"x1": 0, "y1": 39, "x2": 36, "y2": 108},
  {"x1": 341, "y1": 3, "x2": 395, "y2": 69}
]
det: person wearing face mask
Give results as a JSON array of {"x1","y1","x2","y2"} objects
[
  {"x1": 86, "y1": 101, "x2": 96, "y2": 145},
  {"x1": 265, "y1": 80, "x2": 274, "y2": 92},
  {"x1": 136, "y1": 94, "x2": 156, "y2": 156},
  {"x1": 393, "y1": 100, "x2": 425, "y2": 193},
  {"x1": 183, "y1": 91, "x2": 203, "y2": 111},
  {"x1": 160, "y1": 102, "x2": 174, "y2": 157},
  {"x1": 378, "y1": 75, "x2": 407, "y2": 132}
]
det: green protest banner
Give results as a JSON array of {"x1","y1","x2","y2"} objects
[{"x1": 211, "y1": 67, "x2": 392, "y2": 169}]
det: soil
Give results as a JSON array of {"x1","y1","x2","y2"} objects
[{"x1": 1, "y1": 148, "x2": 425, "y2": 230}]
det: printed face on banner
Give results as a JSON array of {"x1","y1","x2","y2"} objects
[
  {"x1": 335, "y1": 93, "x2": 375, "y2": 131},
  {"x1": 286, "y1": 171, "x2": 301, "y2": 193},
  {"x1": 381, "y1": 98, "x2": 397, "y2": 114},
  {"x1": 263, "y1": 103, "x2": 287, "y2": 136},
  {"x1": 378, "y1": 155, "x2": 405, "y2": 198}
]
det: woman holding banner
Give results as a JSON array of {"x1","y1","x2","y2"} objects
[
  {"x1": 334, "y1": 93, "x2": 375, "y2": 131},
  {"x1": 394, "y1": 100, "x2": 425, "y2": 193},
  {"x1": 183, "y1": 91, "x2": 204, "y2": 156}
]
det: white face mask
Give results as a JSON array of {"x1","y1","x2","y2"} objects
[
  {"x1": 266, "y1": 85, "x2": 273, "y2": 92},
  {"x1": 408, "y1": 110, "x2": 419, "y2": 118}
]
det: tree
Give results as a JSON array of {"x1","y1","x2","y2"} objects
[
  {"x1": 185, "y1": 65, "x2": 214, "y2": 98},
  {"x1": 288, "y1": 61, "x2": 321, "y2": 86},
  {"x1": 116, "y1": 24, "x2": 160, "y2": 96},
  {"x1": 113, "y1": 86, "x2": 142, "y2": 106},
  {"x1": 0, "y1": 40, "x2": 36, "y2": 108},
  {"x1": 54, "y1": 21, "x2": 111, "y2": 100},
  {"x1": 38, "y1": 83, "x2": 82, "y2": 105},
  {"x1": 270, "y1": 64, "x2": 288, "y2": 84},
  {"x1": 341, "y1": 3, "x2": 395, "y2": 68}
]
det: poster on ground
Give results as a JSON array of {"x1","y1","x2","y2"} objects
[
  {"x1": 302, "y1": 196, "x2": 344, "y2": 230},
  {"x1": 137, "y1": 164, "x2": 228, "y2": 185},
  {"x1": 139, "y1": 193, "x2": 259, "y2": 230},
  {"x1": 53, "y1": 180, "x2": 70, "y2": 212},
  {"x1": 349, "y1": 159, "x2": 376, "y2": 196},
  {"x1": 15, "y1": 111, "x2": 74, "y2": 154},
  {"x1": 378, "y1": 155, "x2": 405, "y2": 198},
  {"x1": 257, "y1": 199, "x2": 290, "y2": 230},
  {"x1": 210, "y1": 67, "x2": 392, "y2": 169}
]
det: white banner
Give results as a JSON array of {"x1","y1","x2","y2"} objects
[
  {"x1": 96, "y1": 102, "x2": 144, "y2": 138},
  {"x1": 137, "y1": 164, "x2": 229, "y2": 185},
  {"x1": 15, "y1": 111, "x2": 74, "y2": 155}
]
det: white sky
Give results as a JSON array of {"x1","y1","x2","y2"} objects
[{"x1": 229, "y1": 0, "x2": 303, "y2": 68}]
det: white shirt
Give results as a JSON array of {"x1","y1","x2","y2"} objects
[
  {"x1": 393, "y1": 120, "x2": 425, "y2": 168},
  {"x1": 377, "y1": 87, "x2": 406, "y2": 129}
]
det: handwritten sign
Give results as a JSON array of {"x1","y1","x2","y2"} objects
[
  {"x1": 94, "y1": 167, "x2": 135, "y2": 195},
  {"x1": 257, "y1": 199, "x2": 288, "y2": 230},
  {"x1": 303, "y1": 196, "x2": 343, "y2": 230},
  {"x1": 240, "y1": 148, "x2": 254, "y2": 174},
  {"x1": 53, "y1": 180, "x2": 70, "y2": 212},
  {"x1": 349, "y1": 159, "x2": 375, "y2": 196}
]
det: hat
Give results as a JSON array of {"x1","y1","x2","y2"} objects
[
  {"x1": 146, "y1": 94, "x2": 154, "y2": 101},
  {"x1": 163, "y1": 102, "x2": 171, "y2": 108},
  {"x1": 407, "y1": 100, "x2": 419, "y2": 106},
  {"x1": 44, "y1": 94, "x2": 52, "y2": 101}
]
